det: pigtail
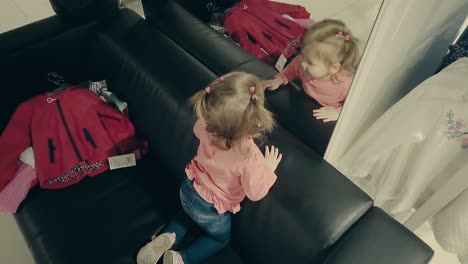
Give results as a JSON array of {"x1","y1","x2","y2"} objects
[
  {"x1": 243, "y1": 82, "x2": 275, "y2": 144},
  {"x1": 190, "y1": 85, "x2": 233, "y2": 150},
  {"x1": 342, "y1": 36, "x2": 361, "y2": 72},
  {"x1": 189, "y1": 89, "x2": 210, "y2": 121}
]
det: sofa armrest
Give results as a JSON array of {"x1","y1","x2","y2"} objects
[
  {"x1": 324, "y1": 207, "x2": 434, "y2": 264},
  {"x1": 0, "y1": 15, "x2": 95, "y2": 57}
]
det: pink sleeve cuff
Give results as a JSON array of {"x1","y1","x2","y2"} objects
[
  {"x1": 276, "y1": 73, "x2": 289, "y2": 85},
  {"x1": 241, "y1": 152, "x2": 278, "y2": 201},
  {"x1": 264, "y1": 167, "x2": 278, "y2": 188}
]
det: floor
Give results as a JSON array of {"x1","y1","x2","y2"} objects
[
  {"x1": 0, "y1": 0, "x2": 462, "y2": 264},
  {"x1": 0, "y1": 0, "x2": 54, "y2": 33},
  {"x1": 0, "y1": 214, "x2": 34, "y2": 264},
  {"x1": 416, "y1": 222, "x2": 461, "y2": 264}
]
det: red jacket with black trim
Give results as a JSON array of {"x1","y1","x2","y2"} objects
[
  {"x1": 0, "y1": 87, "x2": 147, "y2": 191},
  {"x1": 224, "y1": 0, "x2": 310, "y2": 63}
]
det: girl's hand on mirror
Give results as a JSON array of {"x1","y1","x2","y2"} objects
[
  {"x1": 313, "y1": 107, "x2": 341, "y2": 123},
  {"x1": 263, "y1": 78, "x2": 283, "y2": 91}
]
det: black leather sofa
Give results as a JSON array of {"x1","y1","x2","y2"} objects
[{"x1": 0, "y1": 3, "x2": 434, "y2": 264}]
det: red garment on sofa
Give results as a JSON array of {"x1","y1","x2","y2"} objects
[
  {"x1": 224, "y1": 0, "x2": 310, "y2": 63},
  {"x1": 0, "y1": 87, "x2": 147, "y2": 191}
]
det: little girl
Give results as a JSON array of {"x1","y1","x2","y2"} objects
[
  {"x1": 137, "y1": 72, "x2": 283, "y2": 264},
  {"x1": 264, "y1": 19, "x2": 360, "y2": 122}
]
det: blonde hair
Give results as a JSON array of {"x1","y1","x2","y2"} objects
[
  {"x1": 302, "y1": 19, "x2": 360, "y2": 73},
  {"x1": 189, "y1": 71, "x2": 275, "y2": 151}
]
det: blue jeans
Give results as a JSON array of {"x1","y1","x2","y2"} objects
[{"x1": 162, "y1": 178, "x2": 231, "y2": 264}]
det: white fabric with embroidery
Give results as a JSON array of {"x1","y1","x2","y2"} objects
[{"x1": 337, "y1": 58, "x2": 468, "y2": 261}]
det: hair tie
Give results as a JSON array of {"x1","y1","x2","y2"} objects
[
  {"x1": 322, "y1": 18, "x2": 329, "y2": 23},
  {"x1": 345, "y1": 35, "x2": 351, "y2": 41},
  {"x1": 205, "y1": 86, "x2": 211, "y2": 93},
  {"x1": 248, "y1": 86, "x2": 257, "y2": 101},
  {"x1": 219, "y1": 76, "x2": 225, "y2": 81},
  {"x1": 336, "y1": 31, "x2": 344, "y2": 37}
]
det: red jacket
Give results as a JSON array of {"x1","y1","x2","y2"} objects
[
  {"x1": 0, "y1": 87, "x2": 147, "y2": 191},
  {"x1": 224, "y1": 0, "x2": 310, "y2": 63}
]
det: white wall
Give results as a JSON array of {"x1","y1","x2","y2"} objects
[
  {"x1": 325, "y1": 0, "x2": 468, "y2": 166},
  {"x1": 0, "y1": 213, "x2": 34, "y2": 264}
]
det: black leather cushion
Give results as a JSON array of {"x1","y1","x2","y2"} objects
[
  {"x1": 147, "y1": 0, "x2": 335, "y2": 155},
  {"x1": 0, "y1": 15, "x2": 93, "y2": 55},
  {"x1": 171, "y1": 0, "x2": 220, "y2": 22},
  {"x1": 324, "y1": 208, "x2": 434, "y2": 264},
  {"x1": 169, "y1": 0, "x2": 239, "y2": 22},
  {"x1": 148, "y1": 1, "x2": 255, "y2": 76},
  {"x1": 231, "y1": 127, "x2": 372, "y2": 263},
  {"x1": 49, "y1": 0, "x2": 120, "y2": 22}
]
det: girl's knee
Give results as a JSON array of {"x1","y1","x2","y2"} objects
[
  {"x1": 220, "y1": 232, "x2": 231, "y2": 247},
  {"x1": 212, "y1": 230, "x2": 230, "y2": 248}
]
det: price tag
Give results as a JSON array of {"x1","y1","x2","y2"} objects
[
  {"x1": 108, "y1": 153, "x2": 136, "y2": 170},
  {"x1": 275, "y1": 54, "x2": 287, "y2": 71}
]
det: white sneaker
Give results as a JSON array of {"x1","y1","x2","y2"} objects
[
  {"x1": 163, "y1": 250, "x2": 184, "y2": 264},
  {"x1": 136, "y1": 233, "x2": 175, "y2": 264}
]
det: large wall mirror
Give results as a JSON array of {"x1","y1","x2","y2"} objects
[{"x1": 265, "y1": 0, "x2": 384, "y2": 155}]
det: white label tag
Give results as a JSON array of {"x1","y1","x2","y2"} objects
[
  {"x1": 108, "y1": 153, "x2": 136, "y2": 170},
  {"x1": 275, "y1": 54, "x2": 287, "y2": 71}
]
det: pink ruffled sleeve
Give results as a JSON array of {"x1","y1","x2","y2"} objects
[
  {"x1": 276, "y1": 55, "x2": 302, "y2": 85},
  {"x1": 333, "y1": 70, "x2": 354, "y2": 109},
  {"x1": 240, "y1": 149, "x2": 278, "y2": 202}
]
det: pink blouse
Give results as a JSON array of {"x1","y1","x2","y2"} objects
[
  {"x1": 185, "y1": 120, "x2": 277, "y2": 214},
  {"x1": 278, "y1": 55, "x2": 354, "y2": 108}
]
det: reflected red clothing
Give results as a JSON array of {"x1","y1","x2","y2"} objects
[{"x1": 224, "y1": 0, "x2": 310, "y2": 63}]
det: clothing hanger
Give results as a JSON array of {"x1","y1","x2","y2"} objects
[{"x1": 48, "y1": 72, "x2": 72, "y2": 95}]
